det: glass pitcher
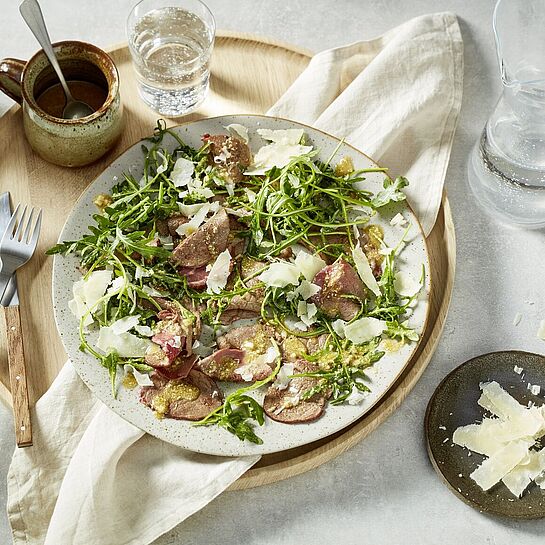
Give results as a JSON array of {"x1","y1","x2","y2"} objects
[{"x1": 468, "y1": 0, "x2": 545, "y2": 227}]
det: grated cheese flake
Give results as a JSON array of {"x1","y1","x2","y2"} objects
[
  {"x1": 170, "y1": 157, "x2": 195, "y2": 187},
  {"x1": 393, "y1": 271, "x2": 421, "y2": 297},
  {"x1": 68, "y1": 270, "x2": 113, "y2": 327},
  {"x1": 225, "y1": 123, "x2": 249, "y2": 143},
  {"x1": 352, "y1": 244, "x2": 381, "y2": 296},
  {"x1": 259, "y1": 261, "x2": 300, "y2": 288},
  {"x1": 206, "y1": 249, "x2": 232, "y2": 294},
  {"x1": 294, "y1": 250, "x2": 326, "y2": 282},
  {"x1": 343, "y1": 317, "x2": 387, "y2": 345}
]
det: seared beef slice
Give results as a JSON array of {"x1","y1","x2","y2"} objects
[
  {"x1": 140, "y1": 370, "x2": 222, "y2": 420},
  {"x1": 172, "y1": 208, "x2": 230, "y2": 268},
  {"x1": 311, "y1": 259, "x2": 366, "y2": 321}
]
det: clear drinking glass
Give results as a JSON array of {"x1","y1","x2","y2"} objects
[
  {"x1": 127, "y1": 0, "x2": 215, "y2": 116},
  {"x1": 468, "y1": 0, "x2": 545, "y2": 227}
]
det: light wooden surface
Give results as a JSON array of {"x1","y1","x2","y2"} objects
[
  {"x1": 4, "y1": 305, "x2": 32, "y2": 447},
  {"x1": 0, "y1": 33, "x2": 455, "y2": 488}
]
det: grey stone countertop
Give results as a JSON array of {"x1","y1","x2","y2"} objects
[{"x1": 1, "y1": 0, "x2": 545, "y2": 544}]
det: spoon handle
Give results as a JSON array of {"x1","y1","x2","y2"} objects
[{"x1": 19, "y1": 0, "x2": 74, "y2": 101}]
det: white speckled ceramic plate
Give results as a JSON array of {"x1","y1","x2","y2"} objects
[{"x1": 52, "y1": 115, "x2": 430, "y2": 456}]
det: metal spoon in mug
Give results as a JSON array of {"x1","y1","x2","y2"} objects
[{"x1": 19, "y1": 0, "x2": 94, "y2": 119}]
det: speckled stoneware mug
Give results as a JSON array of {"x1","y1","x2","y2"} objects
[{"x1": 0, "y1": 41, "x2": 123, "y2": 167}]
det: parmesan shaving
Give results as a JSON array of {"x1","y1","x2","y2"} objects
[
  {"x1": 502, "y1": 450, "x2": 545, "y2": 497},
  {"x1": 68, "y1": 270, "x2": 113, "y2": 327},
  {"x1": 96, "y1": 326, "x2": 152, "y2": 358},
  {"x1": 346, "y1": 385, "x2": 367, "y2": 405},
  {"x1": 135, "y1": 324, "x2": 153, "y2": 337},
  {"x1": 393, "y1": 271, "x2": 421, "y2": 297},
  {"x1": 343, "y1": 317, "x2": 386, "y2": 344},
  {"x1": 258, "y1": 262, "x2": 300, "y2": 288},
  {"x1": 257, "y1": 128, "x2": 304, "y2": 144},
  {"x1": 178, "y1": 200, "x2": 219, "y2": 218},
  {"x1": 170, "y1": 157, "x2": 195, "y2": 187},
  {"x1": 176, "y1": 204, "x2": 212, "y2": 237},
  {"x1": 245, "y1": 128, "x2": 311, "y2": 175},
  {"x1": 293, "y1": 280, "x2": 321, "y2": 301},
  {"x1": 352, "y1": 244, "x2": 380, "y2": 296},
  {"x1": 225, "y1": 123, "x2": 249, "y2": 143},
  {"x1": 294, "y1": 250, "x2": 326, "y2": 281},
  {"x1": 390, "y1": 213, "x2": 408, "y2": 227},
  {"x1": 206, "y1": 249, "x2": 232, "y2": 294},
  {"x1": 453, "y1": 419, "x2": 508, "y2": 456},
  {"x1": 478, "y1": 381, "x2": 526, "y2": 420},
  {"x1": 470, "y1": 440, "x2": 531, "y2": 491},
  {"x1": 110, "y1": 315, "x2": 140, "y2": 335},
  {"x1": 453, "y1": 381, "x2": 545, "y2": 497},
  {"x1": 273, "y1": 363, "x2": 295, "y2": 391},
  {"x1": 123, "y1": 364, "x2": 153, "y2": 387}
]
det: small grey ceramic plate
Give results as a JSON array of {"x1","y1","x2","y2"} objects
[
  {"x1": 425, "y1": 350, "x2": 545, "y2": 519},
  {"x1": 52, "y1": 115, "x2": 430, "y2": 456}
]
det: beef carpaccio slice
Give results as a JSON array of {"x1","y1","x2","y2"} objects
[
  {"x1": 263, "y1": 360, "x2": 327, "y2": 424},
  {"x1": 172, "y1": 208, "x2": 230, "y2": 268},
  {"x1": 140, "y1": 370, "x2": 223, "y2": 421},
  {"x1": 311, "y1": 259, "x2": 365, "y2": 321},
  {"x1": 195, "y1": 346, "x2": 274, "y2": 383},
  {"x1": 203, "y1": 134, "x2": 252, "y2": 182}
]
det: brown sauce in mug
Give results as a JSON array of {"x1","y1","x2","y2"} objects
[{"x1": 36, "y1": 80, "x2": 107, "y2": 118}]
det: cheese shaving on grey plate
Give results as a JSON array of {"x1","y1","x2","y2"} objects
[{"x1": 452, "y1": 381, "x2": 545, "y2": 497}]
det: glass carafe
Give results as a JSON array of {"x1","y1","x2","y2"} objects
[{"x1": 468, "y1": 0, "x2": 545, "y2": 227}]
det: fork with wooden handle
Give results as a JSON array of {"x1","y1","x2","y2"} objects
[{"x1": 0, "y1": 204, "x2": 42, "y2": 447}]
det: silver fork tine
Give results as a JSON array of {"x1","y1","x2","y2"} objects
[
  {"x1": 3, "y1": 203, "x2": 21, "y2": 241},
  {"x1": 29, "y1": 209, "x2": 42, "y2": 248},
  {"x1": 13, "y1": 205, "x2": 27, "y2": 241},
  {"x1": 22, "y1": 207, "x2": 35, "y2": 244}
]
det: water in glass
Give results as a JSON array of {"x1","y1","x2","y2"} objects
[{"x1": 128, "y1": 1, "x2": 215, "y2": 116}]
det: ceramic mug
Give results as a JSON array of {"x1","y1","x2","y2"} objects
[{"x1": 0, "y1": 41, "x2": 123, "y2": 167}]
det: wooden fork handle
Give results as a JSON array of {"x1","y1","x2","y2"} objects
[{"x1": 4, "y1": 305, "x2": 32, "y2": 447}]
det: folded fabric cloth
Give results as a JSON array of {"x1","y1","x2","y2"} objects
[
  {"x1": 269, "y1": 11, "x2": 463, "y2": 235},
  {"x1": 7, "y1": 12, "x2": 463, "y2": 545}
]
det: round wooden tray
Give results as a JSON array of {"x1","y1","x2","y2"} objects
[{"x1": 0, "y1": 32, "x2": 455, "y2": 490}]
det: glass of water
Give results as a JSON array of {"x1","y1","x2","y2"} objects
[{"x1": 127, "y1": 0, "x2": 215, "y2": 116}]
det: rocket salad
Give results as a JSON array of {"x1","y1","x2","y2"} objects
[{"x1": 49, "y1": 120, "x2": 423, "y2": 444}]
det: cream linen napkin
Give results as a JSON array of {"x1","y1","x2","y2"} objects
[{"x1": 7, "y1": 12, "x2": 463, "y2": 545}]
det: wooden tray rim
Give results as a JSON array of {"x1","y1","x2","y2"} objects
[{"x1": 0, "y1": 32, "x2": 456, "y2": 491}]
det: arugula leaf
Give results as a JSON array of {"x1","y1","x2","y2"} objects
[
  {"x1": 370, "y1": 176, "x2": 409, "y2": 208},
  {"x1": 102, "y1": 351, "x2": 120, "y2": 397},
  {"x1": 386, "y1": 320, "x2": 419, "y2": 343},
  {"x1": 298, "y1": 342, "x2": 384, "y2": 405}
]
